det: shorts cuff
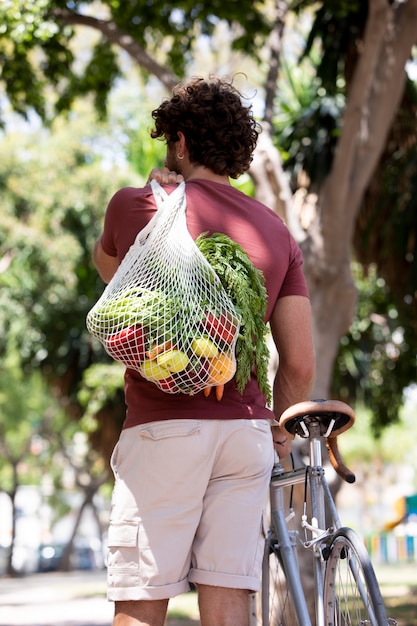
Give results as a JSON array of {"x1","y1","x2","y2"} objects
[
  {"x1": 107, "y1": 579, "x2": 190, "y2": 601},
  {"x1": 189, "y1": 568, "x2": 261, "y2": 592}
]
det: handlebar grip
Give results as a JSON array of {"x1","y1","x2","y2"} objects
[{"x1": 326, "y1": 437, "x2": 356, "y2": 484}]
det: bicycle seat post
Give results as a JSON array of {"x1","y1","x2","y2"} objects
[
  {"x1": 307, "y1": 419, "x2": 323, "y2": 468},
  {"x1": 306, "y1": 418, "x2": 328, "y2": 547}
]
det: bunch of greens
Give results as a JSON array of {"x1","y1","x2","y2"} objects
[
  {"x1": 196, "y1": 233, "x2": 271, "y2": 403},
  {"x1": 89, "y1": 287, "x2": 183, "y2": 342}
]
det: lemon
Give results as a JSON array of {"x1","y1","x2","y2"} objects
[
  {"x1": 191, "y1": 337, "x2": 219, "y2": 358},
  {"x1": 157, "y1": 349, "x2": 189, "y2": 373},
  {"x1": 140, "y1": 359, "x2": 172, "y2": 381}
]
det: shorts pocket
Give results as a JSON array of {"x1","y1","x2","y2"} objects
[
  {"x1": 107, "y1": 520, "x2": 139, "y2": 587},
  {"x1": 108, "y1": 520, "x2": 138, "y2": 548},
  {"x1": 139, "y1": 419, "x2": 201, "y2": 441}
]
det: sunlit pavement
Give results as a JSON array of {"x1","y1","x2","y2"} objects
[{"x1": 0, "y1": 570, "x2": 113, "y2": 626}]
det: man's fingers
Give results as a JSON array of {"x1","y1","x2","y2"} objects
[{"x1": 147, "y1": 167, "x2": 184, "y2": 184}]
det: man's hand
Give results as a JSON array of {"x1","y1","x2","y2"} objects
[
  {"x1": 147, "y1": 167, "x2": 184, "y2": 184},
  {"x1": 271, "y1": 425, "x2": 292, "y2": 460}
]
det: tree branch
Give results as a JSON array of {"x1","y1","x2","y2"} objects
[
  {"x1": 263, "y1": 0, "x2": 288, "y2": 126},
  {"x1": 52, "y1": 8, "x2": 179, "y2": 90}
]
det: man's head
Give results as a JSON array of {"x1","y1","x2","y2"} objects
[{"x1": 150, "y1": 76, "x2": 260, "y2": 179}]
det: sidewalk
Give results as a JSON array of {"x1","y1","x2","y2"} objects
[{"x1": 0, "y1": 570, "x2": 113, "y2": 626}]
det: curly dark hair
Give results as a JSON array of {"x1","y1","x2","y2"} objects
[{"x1": 150, "y1": 76, "x2": 260, "y2": 179}]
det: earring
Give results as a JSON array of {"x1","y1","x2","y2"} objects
[{"x1": 177, "y1": 153, "x2": 184, "y2": 160}]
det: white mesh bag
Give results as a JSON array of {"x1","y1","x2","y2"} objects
[{"x1": 87, "y1": 181, "x2": 241, "y2": 395}]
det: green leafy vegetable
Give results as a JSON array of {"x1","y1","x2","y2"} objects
[{"x1": 196, "y1": 233, "x2": 271, "y2": 403}]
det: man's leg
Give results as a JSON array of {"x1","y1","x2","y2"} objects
[
  {"x1": 113, "y1": 599, "x2": 168, "y2": 626},
  {"x1": 198, "y1": 585, "x2": 249, "y2": 626}
]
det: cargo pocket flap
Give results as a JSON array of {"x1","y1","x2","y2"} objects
[{"x1": 108, "y1": 521, "x2": 138, "y2": 548}]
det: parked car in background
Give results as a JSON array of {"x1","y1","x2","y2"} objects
[{"x1": 37, "y1": 539, "x2": 105, "y2": 573}]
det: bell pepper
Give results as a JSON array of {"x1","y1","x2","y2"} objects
[{"x1": 105, "y1": 324, "x2": 146, "y2": 365}]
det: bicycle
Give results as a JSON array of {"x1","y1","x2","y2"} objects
[{"x1": 249, "y1": 398, "x2": 397, "y2": 626}]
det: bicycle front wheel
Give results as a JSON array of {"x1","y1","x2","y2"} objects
[
  {"x1": 259, "y1": 531, "x2": 299, "y2": 626},
  {"x1": 323, "y1": 527, "x2": 388, "y2": 626}
]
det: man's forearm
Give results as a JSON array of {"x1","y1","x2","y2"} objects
[{"x1": 272, "y1": 365, "x2": 314, "y2": 421}]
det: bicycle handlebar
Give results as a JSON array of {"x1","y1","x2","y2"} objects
[{"x1": 326, "y1": 437, "x2": 356, "y2": 484}]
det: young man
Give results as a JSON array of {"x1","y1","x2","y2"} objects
[{"x1": 93, "y1": 76, "x2": 315, "y2": 626}]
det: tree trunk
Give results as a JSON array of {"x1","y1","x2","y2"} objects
[
  {"x1": 6, "y1": 465, "x2": 18, "y2": 577},
  {"x1": 60, "y1": 478, "x2": 106, "y2": 571}
]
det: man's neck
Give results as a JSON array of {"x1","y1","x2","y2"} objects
[{"x1": 183, "y1": 164, "x2": 231, "y2": 186}]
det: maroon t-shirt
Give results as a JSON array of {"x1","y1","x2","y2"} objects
[{"x1": 100, "y1": 179, "x2": 309, "y2": 428}]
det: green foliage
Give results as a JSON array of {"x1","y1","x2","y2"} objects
[
  {"x1": 332, "y1": 263, "x2": 417, "y2": 434},
  {"x1": 0, "y1": 0, "x2": 271, "y2": 125},
  {"x1": 55, "y1": 39, "x2": 120, "y2": 118},
  {"x1": 274, "y1": 56, "x2": 344, "y2": 188},
  {"x1": 340, "y1": 395, "x2": 417, "y2": 470},
  {"x1": 123, "y1": 108, "x2": 167, "y2": 178},
  {"x1": 78, "y1": 362, "x2": 125, "y2": 430},
  {"x1": 231, "y1": 173, "x2": 255, "y2": 197}
]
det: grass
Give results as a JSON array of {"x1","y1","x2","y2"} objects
[
  {"x1": 167, "y1": 591, "x2": 199, "y2": 624},
  {"x1": 376, "y1": 563, "x2": 417, "y2": 626}
]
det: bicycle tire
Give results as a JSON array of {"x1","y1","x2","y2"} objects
[
  {"x1": 323, "y1": 527, "x2": 388, "y2": 626},
  {"x1": 258, "y1": 531, "x2": 299, "y2": 626}
]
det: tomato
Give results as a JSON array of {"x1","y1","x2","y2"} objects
[
  {"x1": 204, "y1": 312, "x2": 236, "y2": 345},
  {"x1": 105, "y1": 324, "x2": 146, "y2": 365}
]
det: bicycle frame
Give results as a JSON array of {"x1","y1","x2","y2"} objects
[{"x1": 269, "y1": 419, "x2": 338, "y2": 625}]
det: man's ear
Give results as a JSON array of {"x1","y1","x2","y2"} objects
[{"x1": 177, "y1": 131, "x2": 187, "y2": 155}]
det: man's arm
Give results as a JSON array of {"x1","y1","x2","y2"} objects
[
  {"x1": 93, "y1": 239, "x2": 119, "y2": 284},
  {"x1": 93, "y1": 168, "x2": 183, "y2": 284},
  {"x1": 269, "y1": 295, "x2": 315, "y2": 458}
]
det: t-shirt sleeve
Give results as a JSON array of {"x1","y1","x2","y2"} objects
[
  {"x1": 100, "y1": 188, "x2": 128, "y2": 257},
  {"x1": 100, "y1": 186, "x2": 156, "y2": 261},
  {"x1": 279, "y1": 234, "x2": 310, "y2": 299}
]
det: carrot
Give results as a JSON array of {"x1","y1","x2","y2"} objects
[
  {"x1": 203, "y1": 386, "x2": 212, "y2": 398},
  {"x1": 215, "y1": 385, "x2": 224, "y2": 401},
  {"x1": 145, "y1": 340, "x2": 173, "y2": 360},
  {"x1": 203, "y1": 384, "x2": 224, "y2": 400}
]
